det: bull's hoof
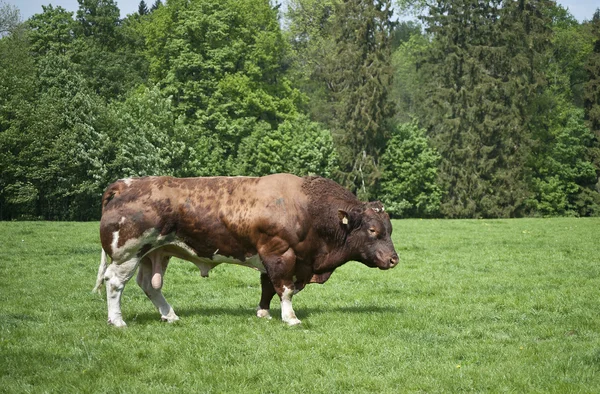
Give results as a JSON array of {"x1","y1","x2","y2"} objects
[
  {"x1": 160, "y1": 312, "x2": 180, "y2": 323},
  {"x1": 108, "y1": 318, "x2": 127, "y2": 328},
  {"x1": 284, "y1": 317, "x2": 302, "y2": 326},
  {"x1": 256, "y1": 308, "x2": 272, "y2": 319}
]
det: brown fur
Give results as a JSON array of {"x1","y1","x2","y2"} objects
[{"x1": 98, "y1": 173, "x2": 399, "y2": 324}]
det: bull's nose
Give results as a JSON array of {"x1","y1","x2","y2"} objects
[{"x1": 390, "y1": 253, "x2": 399, "y2": 267}]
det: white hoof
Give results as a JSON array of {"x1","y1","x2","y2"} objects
[
  {"x1": 284, "y1": 317, "x2": 302, "y2": 326},
  {"x1": 108, "y1": 318, "x2": 127, "y2": 328},
  {"x1": 160, "y1": 312, "x2": 180, "y2": 323},
  {"x1": 256, "y1": 308, "x2": 272, "y2": 319}
]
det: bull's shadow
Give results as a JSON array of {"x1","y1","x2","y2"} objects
[{"x1": 128, "y1": 304, "x2": 404, "y2": 325}]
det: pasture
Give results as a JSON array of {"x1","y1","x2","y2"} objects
[{"x1": 1, "y1": 218, "x2": 599, "y2": 392}]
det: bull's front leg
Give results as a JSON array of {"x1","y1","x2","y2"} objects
[
  {"x1": 257, "y1": 273, "x2": 275, "y2": 320},
  {"x1": 259, "y1": 247, "x2": 301, "y2": 326}
]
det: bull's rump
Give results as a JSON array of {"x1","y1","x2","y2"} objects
[{"x1": 99, "y1": 174, "x2": 306, "y2": 262}]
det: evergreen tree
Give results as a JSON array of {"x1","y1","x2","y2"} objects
[
  {"x1": 150, "y1": 0, "x2": 162, "y2": 12},
  {"x1": 327, "y1": 0, "x2": 395, "y2": 199},
  {"x1": 72, "y1": 0, "x2": 148, "y2": 100},
  {"x1": 418, "y1": 0, "x2": 551, "y2": 218},
  {"x1": 583, "y1": 8, "x2": 600, "y2": 211},
  {"x1": 138, "y1": 1, "x2": 149, "y2": 16},
  {"x1": 584, "y1": 10, "x2": 600, "y2": 149}
]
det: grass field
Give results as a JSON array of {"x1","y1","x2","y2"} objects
[{"x1": 1, "y1": 218, "x2": 599, "y2": 393}]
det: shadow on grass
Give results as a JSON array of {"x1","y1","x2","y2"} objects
[{"x1": 128, "y1": 304, "x2": 404, "y2": 325}]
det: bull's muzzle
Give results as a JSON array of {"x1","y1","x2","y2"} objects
[
  {"x1": 389, "y1": 253, "x2": 399, "y2": 268},
  {"x1": 376, "y1": 251, "x2": 399, "y2": 270}
]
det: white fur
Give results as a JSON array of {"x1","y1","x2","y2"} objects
[
  {"x1": 100, "y1": 230, "x2": 271, "y2": 326},
  {"x1": 281, "y1": 286, "x2": 301, "y2": 326},
  {"x1": 256, "y1": 308, "x2": 272, "y2": 319}
]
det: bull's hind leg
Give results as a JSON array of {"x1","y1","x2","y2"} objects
[
  {"x1": 136, "y1": 252, "x2": 179, "y2": 323},
  {"x1": 105, "y1": 257, "x2": 140, "y2": 327}
]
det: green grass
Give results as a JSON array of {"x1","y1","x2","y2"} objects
[{"x1": 1, "y1": 218, "x2": 599, "y2": 393}]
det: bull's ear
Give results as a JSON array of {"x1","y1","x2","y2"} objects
[
  {"x1": 338, "y1": 208, "x2": 362, "y2": 229},
  {"x1": 338, "y1": 209, "x2": 350, "y2": 226}
]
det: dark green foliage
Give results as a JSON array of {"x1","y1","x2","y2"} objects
[
  {"x1": 0, "y1": 21, "x2": 36, "y2": 219},
  {"x1": 584, "y1": 9, "x2": 600, "y2": 193},
  {"x1": 0, "y1": 0, "x2": 337, "y2": 220},
  {"x1": 418, "y1": 0, "x2": 552, "y2": 218},
  {"x1": 26, "y1": 5, "x2": 75, "y2": 58},
  {"x1": 236, "y1": 115, "x2": 338, "y2": 177},
  {"x1": 150, "y1": 0, "x2": 162, "y2": 12},
  {"x1": 138, "y1": 0, "x2": 149, "y2": 16},
  {"x1": 1, "y1": 0, "x2": 600, "y2": 219},
  {"x1": 328, "y1": 0, "x2": 395, "y2": 200},
  {"x1": 528, "y1": 108, "x2": 600, "y2": 215},
  {"x1": 143, "y1": 0, "x2": 304, "y2": 175},
  {"x1": 379, "y1": 123, "x2": 441, "y2": 218}
]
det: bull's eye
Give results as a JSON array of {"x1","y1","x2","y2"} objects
[{"x1": 368, "y1": 228, "x2": 377, "y2": 236}]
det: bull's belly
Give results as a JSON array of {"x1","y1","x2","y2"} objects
[{"x1": 108, "y1": 227, "x2": 265, "y2": 276}]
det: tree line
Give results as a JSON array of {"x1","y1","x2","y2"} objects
[{"x1": 0, "y1": 0, "x2": 599, "y2": 220}]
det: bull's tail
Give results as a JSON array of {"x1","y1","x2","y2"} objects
[{"x1": 92, "y1": 248, "x2": 109, "y2": 294}]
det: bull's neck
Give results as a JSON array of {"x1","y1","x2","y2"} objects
[{"x1": 313, "y1": 246, "x2": 354, "y2": 274}]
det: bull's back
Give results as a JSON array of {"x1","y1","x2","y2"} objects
[{"x1": 99, "y1": 174, "x2": 307, "y2": 258}]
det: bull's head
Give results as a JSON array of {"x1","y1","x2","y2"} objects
[{"x1": 338, "y1": 201, "x2": 399, "y2": 270}]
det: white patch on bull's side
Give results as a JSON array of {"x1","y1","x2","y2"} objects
[
  {"x1": 281, "y1": 286, "x2": 301, "y2": 326},
  {"x1": 211, "y1": 253, "x2": 266, "y2": 273},
  {"x1": 111, "y1": 230, "x2": 120, "y2": 255},
  {"x1": 111, "y1": 228, "x2": 161, "y2": 262},
  {"x1": 119, "y1": 216, "x2": 126, "y2": 225},
  {"x1": 122, "y1": 178, "x2": 133, "y2": 186},
  {"x1": 129, "y1": 237, "x2": 266, "y2": 277}
]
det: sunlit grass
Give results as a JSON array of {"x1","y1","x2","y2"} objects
[{"x1": 1, "y1": 218, "x2": 599, "y2": 392}]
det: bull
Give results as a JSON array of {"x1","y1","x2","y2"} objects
[{"x1": 94, "y1": 174, "x2": 399, "y2": 326}]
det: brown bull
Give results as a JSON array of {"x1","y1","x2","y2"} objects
[{"x1": 94, "y1": 174, "x2": 399, "y2": 326}]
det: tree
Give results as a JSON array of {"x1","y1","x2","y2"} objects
[
  {"x1": 108, "y1": 87, "x2": 187, "y2": 179},
  {"x1": 524, "y1": 6, "x2": 600, "y2": 216},
  {"x1": 71, "y1": 0, "x2": 148, "y2": 100},
  {"x1": 143, "y1": 0, "x2": 303, "y2": 173},
  {"x1": 390, "y1": 26, "x2": 427, "y2": 124},
  {"x1": 76, "y1": 0, "x2": 120, "y2": 44},
  {"x1": 379, "y1": 122, "x2": 441, "y2": 217},
  {"x1": 138, "y1": 0, "x2": 149, "y2": 16},
  {"x1": 584, "y1": 9, "x2": 600, "y2": 187},
  {"x1": 150, "y1": 0, "x2": 162, "y2": 12},
  {"x1": 27, "y1": 5, "x2": 75, "y2": 58},
  {"x1": 0, "y1": 14, "x2": 36, "y2": 219},
  {"x1": 236, "y1": 115, "x2": 338, "y2": 177},
  {"x1": 417, "y1": 0, "x2": 552, "y2": 218},
  {"x1": 0, "y1": 0, "x2": 20, "y2": 37},
  {"x1": 326, "y1": 0, "x2": 395, "y2": 199}
]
